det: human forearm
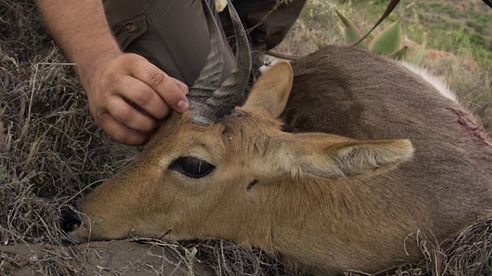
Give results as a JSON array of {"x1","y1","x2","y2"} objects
[
  {"x1": 36, "y1": 0, "x2": 189, "y2": 145},
  {"x1": 36, "y1": 0, "x2": 121, "y2": 75}
]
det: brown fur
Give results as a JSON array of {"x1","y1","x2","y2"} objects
[{"x1": 71, "y1": 46, "x2": 492, "y2": 274}]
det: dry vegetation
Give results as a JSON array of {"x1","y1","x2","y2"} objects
[{"x1": 1, "y1": 0, "x2": 491, "y2": 275}]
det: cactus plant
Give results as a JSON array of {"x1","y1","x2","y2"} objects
[
  {"x1": 336, "y1": 10, "x2": 426, "y2": 65},
  {"x1": 335, "y1": 10, "x2": 367, "y2": 48},
  {"x1": 369, "y1": 20, "x2": 402, "y2": 55}
]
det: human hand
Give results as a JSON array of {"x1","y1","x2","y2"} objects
[{"x1": 79, "y1": 52, "x2": 189, "y2": 145}]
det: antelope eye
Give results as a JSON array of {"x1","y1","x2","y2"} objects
[{"x1": 169, "y1": 156, "x2": 215, "y2": 179}]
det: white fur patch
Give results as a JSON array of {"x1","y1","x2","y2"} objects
[
  {"x1": 399, "y1": 61, "x2": 458, "y2": 102},
  {"x1": 260, "y1": 56, "x2": 282, "y2": 73}
]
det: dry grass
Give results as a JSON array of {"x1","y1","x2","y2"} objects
[{"x1": 0, "y1": 0, "x2": 491, "y2": 275}]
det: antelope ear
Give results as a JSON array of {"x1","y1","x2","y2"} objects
[
  {"x1": 283, "y1": 134, "x2": 414, "y2": 178},
  {"x1": 243, "y1": 62, "x2": 294, "y2": 118}
]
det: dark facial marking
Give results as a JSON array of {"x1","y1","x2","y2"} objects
[{"x1": 247, "y1": 179, "x2": 259, "y2": 191}]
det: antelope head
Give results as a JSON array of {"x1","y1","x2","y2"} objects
[{"x1": 65, "y1": 0, "x2": 414, "y2": 251}]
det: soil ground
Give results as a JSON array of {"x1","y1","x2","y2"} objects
[{"x1": 1, "y1": 241, "x2": 207, "y2": 275}]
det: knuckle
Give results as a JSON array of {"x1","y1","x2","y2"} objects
[
  {"x1": 111, "y1": 129, "x2": 127, "y2": 143},
  {"x1": 94, "y1": 109, "x2": 108, "y2": 124},
  {"x1": 132, "y1": 115, "x2": 154, "y2": 132},
  {"x1": 114, "y1": 105, "x2": 133, "y2": 122},
  {"x1": 165, "y1": 83, "x2": 184, "y2": 102},
  {"x1": 132, "y1": 89, "x2": 153, "y2": 106},
  {"x1": 97, "y1": 113, "x2": 134, "y2": 144},
  {"x1": 162, "y1": 104, "x2": 171, "y2": 116},
  {"x1": 128, "y1": 53, "x2": 142, "y2": 60},
  {"x1": 151, "y1": 103, "x2": 169, "y2": 119},
  {"x1": 139, "y1": 124, "x2": 152, "y2": 133},
  {"x1": 124, "y1": 54, "x2": 149, "y2": 71},
  {"x1": 103, "y1": 72, "x2": 120, "y2": 87},
  {"x1": 147, "y1": 71, "x2": 168, "y2": 87},
  {"x1": 143, "y1": 119, "x2": 156, "y2": 131},
  {"x1": 121, "y1": 53, "x2": 140, "y2": 64}
]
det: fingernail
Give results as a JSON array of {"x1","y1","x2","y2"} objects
[
  {"x1": 179, "y1": 81, "x2": 189, "y2": 94},
  {"x1": 177, "y1": 100, "x2": 189, "y2": 112}
]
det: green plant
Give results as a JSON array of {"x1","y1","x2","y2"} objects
[
  {"x1": 336, "y1": 10, "x2": 426, "y2": 65},
  {"x1": 185, "y1": 247, "x2": 198, "y2": 276}
]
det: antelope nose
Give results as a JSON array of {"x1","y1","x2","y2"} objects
[{"x1": 60, "y1": 208, "x2": 81, "y2": 233}]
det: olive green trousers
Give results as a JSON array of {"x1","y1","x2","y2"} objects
[{"x1": 102, "y1": 0, "x2": 306, "y2": 86}]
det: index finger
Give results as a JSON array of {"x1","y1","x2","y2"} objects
[{"x1": 129, "y1": 58, "x2": 189, "y2": 113}]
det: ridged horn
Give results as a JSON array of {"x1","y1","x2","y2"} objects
[
  {"x1": 187, "y1": 0, "x2": 225, "y2": 120},
  {"x1": 189, "y1": 0, "x2": 252, "y2": 125}
]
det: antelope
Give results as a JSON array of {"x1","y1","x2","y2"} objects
[{"x1": 62, "y1": 1, "x2": 492, "y2": 274}]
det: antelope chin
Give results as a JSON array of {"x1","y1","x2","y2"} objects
[
  {"x1": 67, "y1": 224, "x2": 91, "y2": 243},
  {"x1": 163, "y1": 231, "x2": 197, "y2": 241},
  {"x1": 68, "y1": 217, "x2": 134, "y2": 242}
]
